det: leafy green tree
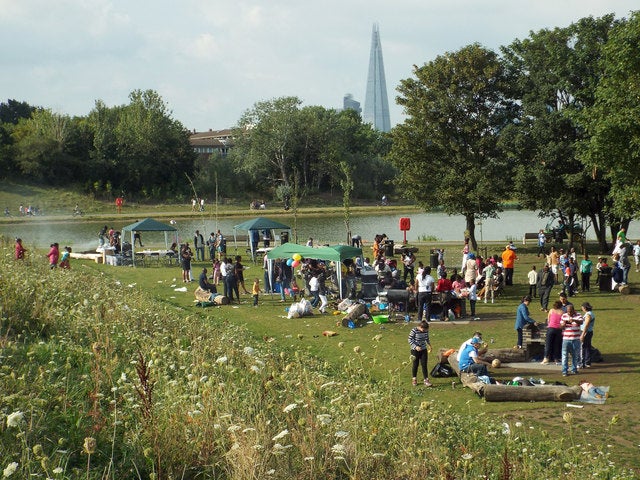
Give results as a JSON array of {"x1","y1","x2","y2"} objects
[
  {"x1": 580, "y1": 12, "x2": 640, "y2": 236},
  {"x1": 0, "y1": 100, "x2": 37, "y2": 178},
  {"x1": 232, "y1": 98, "x2": 392, "y2": 203},
  {"x1": 88, "y1": 90, "x2": 196, "y2": 199},
  {"x1": 501, "y1": 15, "x2": 619, "y2": 251},
  {"x1": 390, "y1": 43, "x2": 518, "y2": 250},
  {"x1": 11, "y1": 109, "x2": 86, "y2": 184},
  {"x1": 233, "y1": 96, "x2": 302, "y2": 190}
]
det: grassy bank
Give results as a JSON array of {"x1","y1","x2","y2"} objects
[{"x1": 1, "y1": 238, "x2": 638, "y2": 479}]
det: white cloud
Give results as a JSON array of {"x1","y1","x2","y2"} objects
[{"x1": 1, "y1": 0, "x2": 637, "y2": 130}]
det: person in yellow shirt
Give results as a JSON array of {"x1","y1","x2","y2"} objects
[{"x1": 252, "y1": 278, "x2": 260, "y2": 307}]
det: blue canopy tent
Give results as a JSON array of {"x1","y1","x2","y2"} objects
[
  {"x1": 121, "y1": 218, "x2": 177, "y2": 266},
  {"x1": 266, "y1": 243, "x2": 363, "y2": 298},
  {"x1": 233, "y1": 217, "x2": 291, "y2": 261}
]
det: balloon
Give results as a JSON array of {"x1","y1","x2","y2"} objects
[
  {"x1": 292, "y1": 253, "x2": 302, "y2": 261},
  {"x1": 292, "y1": 260, "x2": 300, "y2": 268},
  {"x1": 286, "y1": 258, "x2": 293, "y2": 266}
]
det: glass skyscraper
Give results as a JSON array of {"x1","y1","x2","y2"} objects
[{"x1": 363, "y1": 23, "x2": 391, "y2": 132}]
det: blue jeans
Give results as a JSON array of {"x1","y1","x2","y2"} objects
[{"x1": 561, "y1": 339, "x2": 580, "y2": 375}]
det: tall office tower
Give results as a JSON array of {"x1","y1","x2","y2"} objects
[
  {"x1": 343, "y1": 93, "x2": 361, "y2": 114},
  {"x1": 363, "y1": 23, "x2": 391, "y2": 132}
]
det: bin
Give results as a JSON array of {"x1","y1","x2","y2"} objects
[
  {"x1": 430, "y1": 249, "x2": 439, "y2": 268},
  {"x1": 280, "y1": 231, "x2": 289, "y2": 244},
  {"x1": 598, "y1": 267, "x2": 612, "y2": 292},
  {"x1": 384, "y1": 240, "x2": 394, "y2": 257}
]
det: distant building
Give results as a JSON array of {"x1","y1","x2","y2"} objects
[
  {"x1": 343, "y1": 93, "x2": 361, "y2": 114},
  {"x1": 189, "y1": 129, "x2": 233, "y2": 159},
  {"x1": 363, "y1": 23, "x2": 391, "y2": 132}
]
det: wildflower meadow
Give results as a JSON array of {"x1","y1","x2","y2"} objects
[{"x1": 0, "y1": 240, "x2": 636, "y2": 479}]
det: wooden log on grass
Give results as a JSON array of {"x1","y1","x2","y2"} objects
[{"x1": 483, "y1": 384, "x2": 582, "y2": 402}]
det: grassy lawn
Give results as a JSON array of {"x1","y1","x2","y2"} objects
[
  {"x1": 1, "y1": 180, "x2": 638, "y2": 475},
  {"x1": 75, "y1": 241, "x2": 640, "y2": 470}
]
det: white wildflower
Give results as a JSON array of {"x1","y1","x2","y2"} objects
[
  {"x1": 250, "y1": 365, "x2": 261, "y2": 373},
  {"x1": 6, "y1": 411, "x2": 24, "y2": 428},
  {"x1": 515, "y1": 421, "x2": 523, "y2": 428},
  {"x1": 266, "y1": 469, "x2": 275, "y2": 475},
  {"x1": 243, "y1": 346, "x2": 255, "y2": 356},
  {"x1": 272, "y1": 429, "x2": 289, "y2": 441},
  {"x1": 216, "y1": 356, "x2": 228, "y2": 364},
  {"x1": 462, "y1": 453, "x2": 473, "y2": 460},
  {"x1": 52, "y1": 467, "x2": 63, "y2": 474},
  {"x1": 316, "y1": 414, "x2": 332, "y2": 425},
  {"x1": 3, "y1": 462, "x2": 18, "y2": 477},
  {"x1": 331, "y1": 443, "x2": 346, "y2": 456},
  {"x1": 304, "y1": 456, "x2": 314, "y2": 461},
  {"x1": 283, "y1": 403, "x2": 298, "y2": 413},
  {"x1": 335, "y1": 431, "x2": 349, "y2": 438}
]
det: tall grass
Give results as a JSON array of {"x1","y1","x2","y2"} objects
[{"x1": 0, "y1": 243, "x2": 636, "y2": 479}]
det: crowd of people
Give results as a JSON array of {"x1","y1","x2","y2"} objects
[{"x1": 12, "y1": 223, "x2": 623, "y2": 389}]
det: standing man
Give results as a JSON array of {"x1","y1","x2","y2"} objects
[
  {"x1": 194, "y1": 230, "x2": 205, "y2": 262},
  {"x1": 415, "y1": 266, "x2": 435, "y2": 322},
  {"x1": 537, "y1": 229, "x2": 546, "y2": 257},
  {"x1": 538, "y1": 264, "x2": 555, "y2": 312},
  {"x1": 215, "y1": 229, "x2": 226, "y2": 260},
  {"x1": 501, "y1": 244, "x2": 517, "y2": 286},
  {"x1": 580, "y1": 253, "x2": 593, "y2": 292},
  {"x1": 207, "y1": 232, "x2": 217, "y2": 261},
  {"x1": 402, "y1": 249, "x2": 416, "y2": 285},
  {"x1": 514, "y1": 295, "x2": 537, "y2": 349},
  {"x1": 548, "y1": 246, "x2": 560, "y2": 284}
]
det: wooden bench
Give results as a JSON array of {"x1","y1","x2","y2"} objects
[{"x1": 522, "y1": 232, "x2": 539, "y2": 244}]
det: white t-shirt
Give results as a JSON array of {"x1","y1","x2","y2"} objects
[
  {"x1": 309, "y1": 276, "x2": 319, "y2": 292},
  {"x1": 416, "y1": 273, "x2": 434, "y2": 293}
]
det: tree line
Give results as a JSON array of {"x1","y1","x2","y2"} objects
[
  {"x1": 390, "y1": 12, "x2": 640, "y2": 252},
  {"x1": 1, "y1": 12, "x2": 639, "y2": 251}
]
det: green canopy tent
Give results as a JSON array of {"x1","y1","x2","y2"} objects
[
  {"x1": 122, "y1": 218, "x2": 177, "y2": 266},
  {"x1": 266, "y1": 243, "x2": 363, "y2": 298},
  {"x1": 233, "y1": 217, "x2": 291, "y2": 261}
]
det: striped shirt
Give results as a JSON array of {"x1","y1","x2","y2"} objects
[
  {"x1": 561, "y1": 313, "x2": 582, "y2": 340},
  {"x1": 408, "y1": 327, "x2": 430, "y2": 350}
]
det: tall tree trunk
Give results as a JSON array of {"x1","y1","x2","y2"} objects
[
  {"x1": 589, "y1": 212, "x2": 609, "y2": 253},
  {"x1": 465, "y1": 214, "x2": 477, "y2": 251}
]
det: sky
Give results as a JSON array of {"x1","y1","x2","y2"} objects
[{"x1": 1, "y1": 1, "x2": 637, "y2": 132}]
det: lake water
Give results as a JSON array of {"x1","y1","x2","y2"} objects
[{"x1": 0, "y1": 210, "x2": 626, "y2": 252}]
